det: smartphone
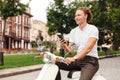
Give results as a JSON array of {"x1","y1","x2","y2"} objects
[{"x1": 57, "y1": 35, "x2": 64, "y2": 40}]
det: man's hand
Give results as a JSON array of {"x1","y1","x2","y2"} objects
[
  {"x1": 59, "y1": 39, "x2": 66, "y2": 46},
  {"x1": 59, "y1": 37, "x2": 74, "y2": 54},
  {"x1": 64, "y1": 57, "x2": 75, "y2": 64}
]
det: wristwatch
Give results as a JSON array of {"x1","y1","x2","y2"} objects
[{"x1": 73, "y1": 56, "x2": 77, "y2": 60}]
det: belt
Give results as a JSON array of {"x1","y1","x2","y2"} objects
[{"x1": 83, "y1": 56, "x2": 98, "y2": 60}]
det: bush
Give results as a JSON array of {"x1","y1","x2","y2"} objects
[
  {"x1": 42, "y1": 41, "x2": 56, "y2": 48},
  {"x1": 31, "y1": 41, "x2": 37, "y2": 47}
]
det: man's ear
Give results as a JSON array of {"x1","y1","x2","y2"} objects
[{"x1": 85, "y1": 14, "x2": 88, "y2": 20}]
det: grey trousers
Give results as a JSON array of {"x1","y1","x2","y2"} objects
[{"x1": 55, "y1": 56, "x2": 99, "y2": 80}]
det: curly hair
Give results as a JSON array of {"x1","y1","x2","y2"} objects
[{"x1": 77, "y1": 7, "x2": 92, "y2": 23}]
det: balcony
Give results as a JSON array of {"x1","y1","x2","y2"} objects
[
  {"x1": 5, "y1": 31, "x2": 12, "y2": 37},
  {"x1": 24, "y1": 23, "x2": 31, "y2": 28},
  {"x1": 23, "y1": 37, "x2": 30, "y2": 42},
  {"x1": 5, "y1": 31, "x2": 22, "y2": 41},
  {"x1": 11, "y1": 32, "x2": 16, "y2": 38},
  {"x1": 14, "y1": 35, "x2": 22, "y2": 41}
]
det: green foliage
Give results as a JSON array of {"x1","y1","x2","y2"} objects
[
  {"x1": 85, "y1": 0, "x2": 120, "y2": 49},
  {"x1": 98, "y1": 51, "x2": 105, "y2": 56},
  {"x1": 42, "y1": 41, "x2": 56, "y2": 48},
  {"x1": 105, "y1": 0, "x2": 120, "y2": 49},
  {"x1": 31, "y1": 41, "x2": 38, "y2": 47},
  {"x1": 0, "y1": 0, "x2": 26, "y2": 19},
  {"x1": 98, "y1": 28, "x2": 106, "y2": 45},
  {"x1": 46, "y1": 0, "x2": 76, "y2": 35},
  {"x1": 47, "y1": 0, "x2": 120, "y2": 50}
]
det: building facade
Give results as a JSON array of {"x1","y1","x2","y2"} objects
[
  {"x1": 0, "y1": 7, "x2": 32, "y2": 51},
  {"x1": 30, "y1": 20, "x2": 50, "y2": 42}
]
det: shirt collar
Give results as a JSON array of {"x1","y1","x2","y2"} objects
[{"x1": 78, "y1": 23, "x2": 88, "y2": 31}]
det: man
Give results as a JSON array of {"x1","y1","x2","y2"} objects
[{"x1": 56, "y1": 7, "x2": 99, "y2": 80}]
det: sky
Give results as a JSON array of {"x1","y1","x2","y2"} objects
[
  {"x1": 20, "y1": 0, "x2": 53, "y2": 23},
  {"x1": 20, "y1": 0, "x2": 74, "y2": 23}
]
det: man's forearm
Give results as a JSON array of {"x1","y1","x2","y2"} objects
[
  {"x1": 62, "y1": 42, "x2": 73, "y2": 54},
  {"x1": 62, "y1": 43, "x2": 69, "y2": 53}
]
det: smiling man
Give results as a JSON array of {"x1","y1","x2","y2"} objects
[{"x1": 55, "y1": 7, "x2": 99, "y2": 80}]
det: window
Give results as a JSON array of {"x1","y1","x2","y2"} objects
[{"x1": 0, "y1": 24, "x2": 2, "y2": 33}]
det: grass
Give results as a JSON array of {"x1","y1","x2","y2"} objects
[
  {"x1": 98, "y1": 51, "x2": 106, "y2": 56},
  {"x1": 98, "y1": 49, "x2": 120, "y2": 56},
  {"x1": 0, "y1": 53, "x2": 44, "y2": 69},
  {"x1": 0, "y1": 49, "x2": 119, "y2": 69}
]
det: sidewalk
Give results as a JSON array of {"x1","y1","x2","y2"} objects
[
  {"x1": 0, "y1": 64, "x2": 44, "y2": 78},
  {"x1": 0, "y1": 54, "x2": 119, "y2": 78}
]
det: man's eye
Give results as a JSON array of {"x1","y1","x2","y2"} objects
[{"x1": 76, "y1": 14, "x2": 81, "y2": 17}]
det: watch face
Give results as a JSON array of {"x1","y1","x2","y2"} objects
[{"x1": 74, "y1": 56, "x2": 77, "y2": 60}]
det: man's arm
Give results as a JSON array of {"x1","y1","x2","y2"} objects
[
  {"x1": 74, "y1": 37, "x2": 97, "y2": 60},
  {"x1": 60, "y1": 40, "x2": 74, "y2": 54}
]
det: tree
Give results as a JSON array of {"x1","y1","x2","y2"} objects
[
  {"x1": 46, "y1": 0, "x2": 106, "y2": 46},
  {"x1": 0, "y1": 0, "x2": 26, "y2": 19},
  {"x1": 0, "y1": 0, "x2": 26, "y2": 51},
  {"x1": 89, "y1": 1, "x2": 107, "y2": 46},
  {"x1": 46, "y1": 0, "x2": 76, "y2": 35},
  {"x1": 106, "y1": 0, "x2": 120, "y2": 50},
  {"x1": 91, "y1": 0, "x2": 120, "y2": 50},
  {"x1": 47, "y1": 0, "x2": 120, "y2": 50}
]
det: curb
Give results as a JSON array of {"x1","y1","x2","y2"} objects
[{"x1": 99, "y1": 54, "x2": 120, "y2": 60}]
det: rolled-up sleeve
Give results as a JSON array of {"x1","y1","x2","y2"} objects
[{"x1": 89, "y1": 27, "x2": 99, "y2": 40}]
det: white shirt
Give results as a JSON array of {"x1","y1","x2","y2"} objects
[{"x1": 69, "y1": 24, "x2": 99, "y2": 58}]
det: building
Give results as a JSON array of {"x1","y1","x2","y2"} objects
[
  {"x1": 0, "y1": 7, "x2": 32, "y2": 51},
  {"x1": 30, "y1": 20, "x2": 50, "y2": 42}
]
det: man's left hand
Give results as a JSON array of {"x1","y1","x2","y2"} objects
[{"x1": 64, "y1": 57, "x2": 75, "y2": 64}]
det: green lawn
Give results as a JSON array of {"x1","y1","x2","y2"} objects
[
  {"x1": 0, "y1": 50, "x2": 119, "y2": 69},
  {"x1": 0, "y1": 53, "x2": 43, "y2": 69},
  {"x1": 98, "y1": 49, "x2": 120, "y2": 56}
]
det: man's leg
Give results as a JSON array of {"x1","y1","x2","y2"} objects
[
  {"x1": 55, "y1": 62, "x2": 70, "y2": 80},
  {"x1": 80, "y1": 61, "x2": 99, "y2": 80},
  {"x1": 55, "y1": 61, "x2": 79, "y2": 80},
  {"x1": 55, "y1": 69, "x2": 61, "y2": 80}
]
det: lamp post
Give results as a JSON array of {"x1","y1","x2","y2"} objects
[{"x1": 0, "y1": 3, "x2": 3, "y2": 64}]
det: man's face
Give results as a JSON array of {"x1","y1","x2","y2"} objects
[{"x1": 74, "y1": 10, "x2": 87, "y2": 25}]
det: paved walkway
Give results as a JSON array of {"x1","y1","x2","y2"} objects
[
  {"x1": 98, "y1": 56, "x2": 120, "y2": 80},
  {"x1": 0, "y1": 64, "x2": 43, "y2": 78},
  {"x1": 0, "y1": 55, "x2": 120, "y2": 80}
]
